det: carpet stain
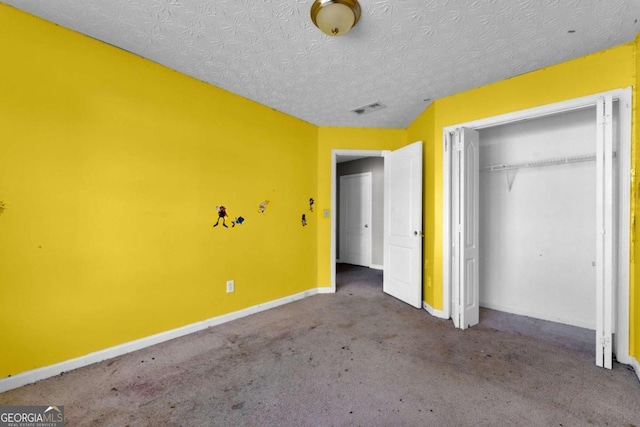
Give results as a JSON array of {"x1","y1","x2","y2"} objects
[
  {"x1": 338, "y1": 320, "x2": 356, "y2": 329},
  {"x1": 225, "y1": 334, "x2": 240, "y2": 344},
  {"x1": 377, "y1": 333, "x2": 398, "y2": 340}
]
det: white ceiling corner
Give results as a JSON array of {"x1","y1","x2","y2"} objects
[{"x1": 3, "y1": 0, "x2": 640, "y2": 128}]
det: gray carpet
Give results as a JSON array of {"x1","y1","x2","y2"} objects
[{"x1": 2, "y1": 264, "x2": 639, "y2": 426}]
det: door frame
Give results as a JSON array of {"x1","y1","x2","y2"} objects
[
  {"x1": 330, "y1": 150, "x2": 384, "y2": 292},
  {"x1": 339, "y1": 172, "x2": 373, "y2": 267},
  {"x1": 442, "y1": 88, "x2": 632, "y2": 365}
]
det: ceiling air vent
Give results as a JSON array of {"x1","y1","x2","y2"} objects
[{"x1": 351, "y1": 102, "x2": 386, "y2": 115}]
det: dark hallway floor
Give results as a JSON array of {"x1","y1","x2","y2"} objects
[{"x1": 1, "y1": 264, "x2": 639, "y2": 426}]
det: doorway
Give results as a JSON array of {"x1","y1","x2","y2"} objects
[
  {"x1": 330, "y1": 142, "x2": 424, "y2": 309},
  {"x1": 479, "y1": 107, "x2": 600, "y2": 330},
  {"x1": 338, "y1": 171, "x2": 375, "y2": 268},
  {"x1": 333, "y1": 151, "x2": 384, "y2": 293},
  {"x1": 443, "y1": 89, "x2": 632, "y2": 368}
]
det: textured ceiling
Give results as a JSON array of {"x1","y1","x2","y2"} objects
[{"x1": 3, "y1": 0, "x2": 640, "y2": 128}]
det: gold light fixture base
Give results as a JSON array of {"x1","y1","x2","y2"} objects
[{"x1": 310, "y1": 0, "x2": 361, "y2": 37}]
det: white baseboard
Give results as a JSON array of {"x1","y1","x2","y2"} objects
[
  {"x1": 0, "y1": 287, "x2": 321, "y2": 393},
  {"x1": 316, "y1": 287, "x2": 335, "y2": 294},
  {"x1": 479, "y1": 301, "x2": 595, "y2": 330},
  {"x1": 370, "y1": 264, "x2": 384, "y2": 270},
  {"x1": 423, "y1": 301, "x2": 448, "y2": 319}
]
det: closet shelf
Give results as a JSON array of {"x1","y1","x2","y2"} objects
[{"x1": 480, "y1": 152, "x2": 616, "y2": 173}]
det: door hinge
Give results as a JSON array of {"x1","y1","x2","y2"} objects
[{"x1": 599, "y1": 336, "x2": 611, "y2": 348}]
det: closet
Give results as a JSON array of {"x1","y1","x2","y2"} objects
[
  {"x1": 477, "y1": 107, "x2": 609, "y2": 330},
  {"x1": 445, "y1": 90, "x2": 632, "y2": 369}
]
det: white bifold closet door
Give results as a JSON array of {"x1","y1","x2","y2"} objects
[
  {"x1": 451, "y1": 127, "x2": 480, "y2": 329},
  {"x1": 595, "y1": 95, "x2": 614, "y2": 369}
]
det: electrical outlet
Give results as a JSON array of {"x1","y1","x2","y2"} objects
[{"x1": 226, "y1": 280, "x2": 234, "y2": 293}]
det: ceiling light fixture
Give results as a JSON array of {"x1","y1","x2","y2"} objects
[{"x1": 310, "y1": 0, "x2": 361, "y2": 37}]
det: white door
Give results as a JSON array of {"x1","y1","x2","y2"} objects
[
  {"x1": 595, "y1": 95, "x2": 614, "y2": 369},
  {"x1": 383, "y1": 141, "x2": 423, "y2": 308},
  {"x1": 339, "y1": 173, "x2": 372, "y2": 267},
  {"x1": 452, "y1": 128, "x2": 480, "y2": 329}
]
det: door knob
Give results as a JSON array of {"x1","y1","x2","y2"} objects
[
  {"x1": 364, "y1": 224, "x2": 369, "y2": 228},
  {"x1": 414, "y1": 231, "x2": 424, "y2": 237}
]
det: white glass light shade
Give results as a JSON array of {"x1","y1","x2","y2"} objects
[{"x1": 311, "y1": 0, "x2": 361, "y2": 37}]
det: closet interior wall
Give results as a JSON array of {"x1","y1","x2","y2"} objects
[{"x1": 477, "y1": 107, "x2": 610, "y2": 330}]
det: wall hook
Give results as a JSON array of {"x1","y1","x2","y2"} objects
[{"x1": 506, "y1": 170, "x2": 516, "y2": 192}]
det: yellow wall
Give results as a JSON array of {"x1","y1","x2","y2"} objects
[
  {"x1": 0, "y1": 5, "x2": 318, "y2": 377},
  {"x1": 408, "y1": 41, "x2": 639, "y2": 353},
  {"x1": 316, "y1": 127, "x2": 407, "y2": 288}
]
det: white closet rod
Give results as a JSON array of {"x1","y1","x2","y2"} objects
[{"x1": 480, "y1": 152, "x2": 616, "y2": 173}]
